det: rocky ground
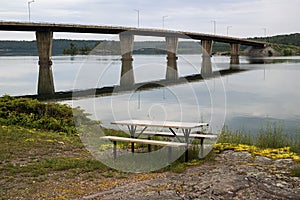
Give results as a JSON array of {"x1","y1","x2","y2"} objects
[
  {"x1": 85, "y1": 151, "x2": 300, "y2": 200},
  {"x1": 2, "y1": 150, "x2": 299, "y2": 199}
]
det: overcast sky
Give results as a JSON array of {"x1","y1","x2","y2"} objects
[{"x1": 0, "y1": 0, "x2": 299, "y2": 40}]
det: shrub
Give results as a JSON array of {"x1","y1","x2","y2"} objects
[
  {"x1": 0, "y1": 95, "x2": 94, "y2": 134},
  {"x1": 283, "y1": 48, "x2": 292, "y2": 56}
]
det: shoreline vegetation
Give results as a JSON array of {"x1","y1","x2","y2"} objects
[
  {"x1": 0, "y1": 96, "x2": 299, "y2": 197},
  {"x1": 0, "y1": 33, "x2": 299, "y2": 56}
]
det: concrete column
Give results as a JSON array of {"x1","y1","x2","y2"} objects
[
  {"x1": 119, "y1": 33, "x2": 135, "y2": 87},
  {"x1": 36, "y1": 31, "x2": 55, "y2": 97},
  {"x1": 165, "y1": 36, "x2": 178, "y2": 80},
  {"x1": 201, "y1": 40, "x2": 213, "y2": 57},
  {"x1": 201, "y1": 56, "x2": 213, "y2": 76},
  {"x1": 230, "y1": 43, "x2": 240, "y2": 64},
  {"x1": 201, "y1": 40, "x2": 213, "y2": 77}
]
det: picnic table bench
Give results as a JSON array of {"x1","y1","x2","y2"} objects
[
  {"x1": 141, "y1": 131, "x2": 217, "y2": 158},
  {"x1": 100, "y1": 136, "x2": 186, "y2": 159}
]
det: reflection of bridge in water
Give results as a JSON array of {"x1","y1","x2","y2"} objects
[
  {"x1": 18, "y1": 65, "x2": 248, "y2": 101},
  {"x1": 0, "y1": 21, "x2": 265, "y2": 98}
]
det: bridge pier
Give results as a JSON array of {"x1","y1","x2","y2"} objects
[
  {"x1": 201, "y1": 56, "x2": 213, "y2": 76},
  {"x1": 119, "y1": 33, "x2": 135, "y2": 87},
  {"x1": 165, "y1": 36, "x2": 178, "y2": 80},
  {"x1": 201, "y1": 40, "x2": 213, "y2": 57},
  {"x1": 201, "y1": 40, "x2": 213, "y2": 76},
  {"x1": 36, "y1": 31, "x2": 55, "y2": 97},
  {"x1": 230, "y1": 43, "x2": 240, "y2": 64}
]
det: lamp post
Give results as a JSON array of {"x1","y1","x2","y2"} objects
[
  {"x1": 134, "y1": 9, "x2": 140, "y2": 28},
  {"x1": 162, "y1": 15, "x2": 168, "y2": 28},
  {"x1": 262, "y1": 28, "x2": 267, "y2": 42},
  {"x1": 262, "y1": 28, "x2": 267, "y2": 37},
  {"x1": 227, "y1": 26, "x2": 232, "y2": 36},
  {"x1": 28, "y1": 0, "x2": 35, "y2": 22},
  {"x1": 211, "y1": 20, "x2": 216, "y2": 35}
]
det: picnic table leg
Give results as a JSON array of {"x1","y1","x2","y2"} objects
[
  {"x1": 127, "y1": 125, "x2": 137, "y2": 153},
  {"x1": 148, "y1": 135, "x2": 151, "y2": 152},
  {"x1": 182, "y1": 128, "x2": 191, "y2": 162},
  {"x1": 185, "y1": 145, "x2": 189, "y2": 162},
  {"x1": 168, "y1": 146, "x2": 172, "y2": 163},
  {"x1": 169, "y1": 128, "x2": 182, "y2": 142},
  {"x1": 113, "y1": 141, "x2": 117, "y2": 159},
  {"x1": 131, "y1": 140, "x2": 135, "y2": 153},
  {"x1": 200, "y1": 138, "x2": 204, "y2": 158}
]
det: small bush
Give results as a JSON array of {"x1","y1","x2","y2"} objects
[
  {"x1": 0, "y1": 95, "x2": 95, "y2": 134},
  {"x1": 283, "y1": 48, "x2": 292, "y2": 56}
]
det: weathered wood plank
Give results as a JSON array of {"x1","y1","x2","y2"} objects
[
  {"x1": 142, "y1": 131, "x2": 217, "y2": 139},
  {"x1": 100, "y1": 136, "x2": 186, "y2": 147},
  {"x1": 111, "y1": 120, "x2": 208, "y2": 129}
]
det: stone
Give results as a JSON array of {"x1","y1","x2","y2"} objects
[{"x1": 85, "y1": 151, "x2": 300, "y2": 200}]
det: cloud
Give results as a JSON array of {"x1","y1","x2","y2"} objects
[{"x1": 0, "y1": 0, "x2": 299, "y2": 39}]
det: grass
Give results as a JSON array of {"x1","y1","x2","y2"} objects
[
  {"x1": 218, "y1": 127, "x2": 253, "y2": 146},
  {"x1": 2, "y1": 157, "x2": 106, "y2": 177},
  {"x1": 1, "y1": 96, "x2": 299, "y2": 198},
  {"x1": 0, "y1": 125, "x2": 109, "y2": 175},
  {"x1": 0, "y1": 125, "x2": 209, "y2": 176},
  {"x1": 0, "y1": 125, "x2": 117, "y2": 199},
  {"x1": 0, "y1": 125, "x2": 82, "y2": 161},
  {"x1": 218, "y1": 123, "x2": 300, "y2": 154},
  {"x1": 0, "y1": 124, "x2": 206, "y2": 198},
  {"x1": 1, "y1": 121, "x2": 298, "y2": 176}
]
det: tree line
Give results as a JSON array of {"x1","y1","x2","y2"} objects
[{"x1": 0, "y1": 33, "x2": 299, "y2": 56}]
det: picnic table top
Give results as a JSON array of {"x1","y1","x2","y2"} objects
[{"x1": 111, "y1": 119, "x2": 208, "y2": 129}]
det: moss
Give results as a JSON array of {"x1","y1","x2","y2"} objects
[
  {"x1": 214, "y1": 143, "x2": 300, "y2": 162},
  {"x1": 291, "y1": 166, "x2": 300, "y2": 177}
]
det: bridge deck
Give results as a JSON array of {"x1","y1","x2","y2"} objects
[{"x1": 0, "y1": 21, "x2": 266, "y2": 47}]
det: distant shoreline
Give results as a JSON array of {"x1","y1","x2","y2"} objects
[{"x1": 0, "y1": 33, "x2": 299, "y2": 56}]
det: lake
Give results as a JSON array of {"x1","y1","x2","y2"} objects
[{"x1": 1, "y1": 55, "x2": 300, "y2": 134}]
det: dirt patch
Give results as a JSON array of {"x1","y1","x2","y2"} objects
[{"x1": 1, "y1": 150, "x2": 299, "y2": 199}]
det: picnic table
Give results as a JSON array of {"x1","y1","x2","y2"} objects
[{"x1": 109, "y1": 119, "x2": 210, "y2": 161}]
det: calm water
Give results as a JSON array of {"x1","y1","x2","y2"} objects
[{"x1": 1, "y1": 55, "x2": 300, "y2": 134}]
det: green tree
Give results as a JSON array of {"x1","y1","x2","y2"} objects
[
  {"x1": 80, "y1": 45, "x2": 92, "y2": 55},
  {"x1": 63, "y1": 43, "x2": 78, "y2": 55}
]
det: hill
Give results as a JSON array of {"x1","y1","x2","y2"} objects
[
  {"x1": 0, "y1": 33, "x2": 299, "y2": 56},
  {"x1": 250, "y1": 33, "x2": 300, "y2": 56},
  {"x1": 252, "y1": 33, "x2": 300, "y2": 46},
  {"x1": 0, "y1": 39, "x2": 99, "y2": 56}
]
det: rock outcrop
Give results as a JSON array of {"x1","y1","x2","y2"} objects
[
  {"x1": 244, "y1": 46, "x2": 280, "y2": 57},
  {"x1": 85, "y1": 150, "x2": 300, "y2": 200}
]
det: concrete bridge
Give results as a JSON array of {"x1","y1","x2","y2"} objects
[{"x1": 0, "y1": 21, "x2": 266, "y2": 98}]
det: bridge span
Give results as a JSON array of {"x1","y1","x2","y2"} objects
[
  {"x1": 0, "y1": 21, "x2": 267, "y2": 98},
  {"x1": 0, "y1": 21, "x2": 265, "y2": 47}
]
